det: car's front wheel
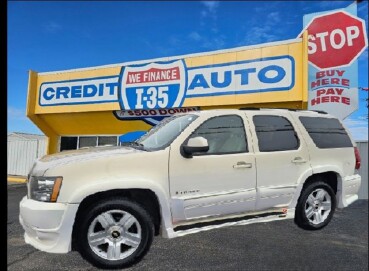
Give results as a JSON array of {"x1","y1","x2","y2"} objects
[
  {"x1": 75, "y1": 199, "x2": 154, "y2": 269},
  {"x1": 295, "y1": 180, "x2": 336, "y2": 230}
]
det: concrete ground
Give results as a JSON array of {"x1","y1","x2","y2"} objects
[{"x1": 8, "y1": 183, "x2": 368, "y2": 271}]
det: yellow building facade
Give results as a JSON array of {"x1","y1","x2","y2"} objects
[{"x1": 27, "y1": 33, "x2": 308, "y2": 154}]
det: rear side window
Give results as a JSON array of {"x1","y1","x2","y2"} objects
[
  {"x1": 299, "y1": 117, "x2": 353, "y2": 148},
  {"x1": 253, "y1": 115, "x2": 299, "y2": 152}
]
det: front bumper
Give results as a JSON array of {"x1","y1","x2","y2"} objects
[
  {"x1": 19, "y1": 196, "x2": 79, "y2": 253},
  {"x1": 337, "y1": 174, "x2": 362, "y2": 208}
]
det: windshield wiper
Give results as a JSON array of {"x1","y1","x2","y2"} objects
[{"x1": 126, "y1": 141, "x2": 146, "y2": 151}]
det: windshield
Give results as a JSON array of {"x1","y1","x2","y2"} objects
[{"x1": 137, "y1": 114, "x2": 198, "y2": 151}]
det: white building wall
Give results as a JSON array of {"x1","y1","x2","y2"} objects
[
  {"x1": 356, "y1": 141, "x2": 368, "y2": 200},
  {"x1": 37, "y1": 139, "x2": 47, "y2": 159},
  {"x1": 7, "y1": 138, "x2": 47, "y2": 176}
]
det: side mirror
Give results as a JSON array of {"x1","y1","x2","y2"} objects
[{"x1": 181, "y1": 137, "x2": 209, "y2": 158}]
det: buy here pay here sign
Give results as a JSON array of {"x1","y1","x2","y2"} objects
[{"x1": 301, "y1": 3, "x2": 368, "y2": 119}]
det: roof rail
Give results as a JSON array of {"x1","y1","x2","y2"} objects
[
  {"x1": 238, "y1": 107, "x2": 328, "y2": 114},
  {"x1": 278, "y1": 108, "x2": 328, "y2": 114},
  {"x1": 239, "y1": 107, "x2": 260, "y2": 110},
  {"x1": 310, "y1": 110, "x2": 328, "y2": 114},
  {"x1": 278, "y1": 108, "x2": 298, "y2": 111}
]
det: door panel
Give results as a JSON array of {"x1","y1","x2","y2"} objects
[
  {"x1": 184, "y1": 189, "x2": 256, "y2": 219},
  {"x1": 251, "y1": 114, "x2": 311, "y2": 211},
  {"x1": 169, "y1": 114, "x2": 257, "y2": 223},
  {"x1": 170, "y1": 154, "x2": 256, "y2": 221}
]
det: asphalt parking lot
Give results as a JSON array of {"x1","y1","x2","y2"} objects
[{"x1": 8, "y1": 183, "x2": 368, "y2": 271}]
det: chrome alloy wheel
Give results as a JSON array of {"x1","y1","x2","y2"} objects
[
  {"x1": 87, "y1": 210, "x2": 142, "y2": 261},
  {"x1": 305, "y1": 188, "x2": 332, "y2": 225}
]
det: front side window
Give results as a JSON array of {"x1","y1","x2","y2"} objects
[
  {"x1": 137, "y1": 114, "x2": 198, "y2": 151},
  {"x1": 188, "y1": 115, "x2": 248, "y2": 155},
  {"x1": 254, "y1": 115, "x2": 299, "y2": 152}
]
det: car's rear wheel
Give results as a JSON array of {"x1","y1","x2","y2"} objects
[
  {"x1": 76, "y1": 199, "x2": 154, "y2": 269},
  {"x1": 295, "y1": 180, "x2": 336, "y2": 230}
]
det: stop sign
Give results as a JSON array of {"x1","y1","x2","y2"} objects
[{"x1": 303, "y1": 10, "x2": 368, "y2": 69}]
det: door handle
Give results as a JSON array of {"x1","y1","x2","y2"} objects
[
  {"x1": 233, "y1": 161, "x2": 252, "y2": 169},
  {"x1": 291, "y1": 157, "x2": 307, "y2": 164}
]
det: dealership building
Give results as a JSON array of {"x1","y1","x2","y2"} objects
[
  {"x1": 4, "y1": 29, "x2": 364, "y2": 198},
  {"x1": 26, "y1": 33, "x2": 309, "y2": 154}
]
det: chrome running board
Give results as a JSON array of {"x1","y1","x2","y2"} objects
[{"x1": 172, "y1": 209, "x2": 295, "y2": 237}]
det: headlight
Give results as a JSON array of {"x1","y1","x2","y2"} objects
[{"x1": 28, "y1": 176, "x2": 63, "y2": 202}]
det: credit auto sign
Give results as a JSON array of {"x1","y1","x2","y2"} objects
[{"x1": 39, "y1": 56, "x2": 295, "y2": 108}]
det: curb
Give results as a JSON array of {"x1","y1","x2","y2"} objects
[{"x1": 8, "y1": 176, "x2": 27, "y2": 183}]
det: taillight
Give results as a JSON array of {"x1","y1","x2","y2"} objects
[{"x1": 354, "y1": 147, "x2": 361, "y2": 170}]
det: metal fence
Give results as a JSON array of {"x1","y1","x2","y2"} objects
[
  {"x1": 356, "y1": 141, "x2": 368, "y2": 199},
  {"x1": 7, "y1": 139, "x2": 47, "y2": 176}
]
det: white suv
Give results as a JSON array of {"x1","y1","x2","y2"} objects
[{"x1": 20, "y1": 109, "x2": 362, "y2": 269}]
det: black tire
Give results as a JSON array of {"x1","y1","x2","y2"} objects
[
  {"x1": 295, "y1": 179, "x2": 336, "y2": 230},
  {"x1": 75, "y1": 198, "x2": 154, "y2": 269}
]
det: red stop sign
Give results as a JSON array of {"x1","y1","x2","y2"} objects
[{"x1": 304, "y1": 11, "x2": 368, "y2": 69}]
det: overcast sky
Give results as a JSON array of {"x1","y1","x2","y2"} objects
[{"x1": 7, "y1": 1, "x2": 369, "y2": 139}]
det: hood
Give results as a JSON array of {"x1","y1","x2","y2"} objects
[
  {"x1": 32, "y1": 146, "x2": 144, "y2": 176},
  {"x1": 40, "y1": 145, "x2": 142, "y2": 162}
]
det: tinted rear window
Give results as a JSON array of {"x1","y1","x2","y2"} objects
[
  {"x1": 253, "y1": 115, "x2": 299, "y2": 152},
  {"x1": 299, "y1": 117, "x2": 353, "y2": 148}
]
